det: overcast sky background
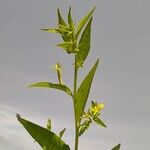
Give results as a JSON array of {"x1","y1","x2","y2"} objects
[{"x1": 0, "y1": 0, "x2": 150, "y2": 149}]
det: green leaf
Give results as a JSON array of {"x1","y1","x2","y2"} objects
[
  {"x1": 75, "y1": 7, "x2": 95, "y2": 38},
  {"x1": 57, "y1": 9, "x2": 69, "y2": 42},
  {"x1": 28, "y1": 82, "x2": 72, "y2": 97},
  {"x1": 79, "y1": 120, "x2": 91, "y2": 136},
  {"x1": 41, "y1": 28, "x2": 61, "y2": 34},
  {"x1": 46, "y1": 119, "x2": 51, "y2": 131},
  {"x1": 93, "y1": 117, "x2": 106, "y2": 128},
  {"x1": 57, "y1": 9, "x2": 67, "y2": 26},
  {"x1": 57, "y1": 42, "x2": 74, "y2": 54},
  {"x1": 17, "y1": 115, "x2": 70, "y2": 150},
  {"x1": 41, "y1": 28, "x2": 66, "y2": 37},
  {"x1": 77, "y1": 17, "x2": 92, "y2": 68},
  {"x1": 59, "y1": 128, "x2": 66, "y2": 139},
  {"x1": 68, "y1": 7, "x2": 74, "y2": 28},
  {"x1": 112, "y1": 144, "x2": 121, "y2": 150},
  {"x1": 75, "y1": 59, "x2": 99, "y2": 122},
  {"x1": 41, "y1": 26, "x2": 71, "y2": 42}
]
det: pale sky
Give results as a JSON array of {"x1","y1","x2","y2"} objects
[{"x1": 0, "y1": 0, "x2": 150, "y2": 149}]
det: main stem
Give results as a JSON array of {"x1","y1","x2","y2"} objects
[{"x1": 73, "y1": 54, "x2": 79, "y2": 150}]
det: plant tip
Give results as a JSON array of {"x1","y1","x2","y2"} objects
[{"x1": 16, "y1": 113, "x2": 21, "y2": 119}]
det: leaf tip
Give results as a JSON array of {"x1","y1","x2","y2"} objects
[
  {"x1": 57, "y1": 8, "x2": 60, "y2": 13},
  {"x1": 69, "y1": 6, "x2": 71, "y2": 11},
  {"x1": 89, "y1": 6, "x2": 96, "y2": 16},
  {"x1": 93, "y1": 6, "x2": 96, "y2": 11},
  {"x1": 41, "y1": 28, "x2": 47, "y2": 31},
  {"x1": 91, "y1": 6, "x2": 96, "y2": 14},
  {"x1": 96, "y1": 58, "x2": 100, "y2": 65},
  {"x1": 16, "y1": 113, "x2": 21, "y2": 120},
  {"x1": 27, "y1": 84, "x2": 32, "y2": 88},
  {"x1": 112, "y1": 143, "x2": 121, "y2": 150}
]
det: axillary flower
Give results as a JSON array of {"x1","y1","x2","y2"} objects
[
  {"x1": 81, "y1": 101, "x2": 105, "y2": 119},
  {"x1": 90, "y1": 101, "x2": 104, "y2": 116},
  {"x1": 79, "y1": 101, "x2": 106, "y2": 136}
]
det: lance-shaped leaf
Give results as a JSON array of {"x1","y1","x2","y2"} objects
[
  {"x1": 57, "y1": 42, "x2": 74, "y2": 54},
  {"x1": 75, "y1": 7, "x2": 95, "y2": 38},
  {"x1": 77, "y1": 17, "x2": 92, "y2": 68},
  {"x1": 112, "y1": 143, "x2": 121, "y2": 150},
  {"x1": 93, "y1": 117, "x2": 106, "y2": 128},
  {"x1": 59, "y1": 128, "x2": 66, "y2": 139},
  {"x1": 79, "y1": 120, "x2": 91, "y2": 136},
  {"x1": 75, "y1": 59, "x2": 99, "y2": 122},
  {"x1": 41, "y1": 28, "x2": 62, "y2": 34},
  {"x1": 68, "y1": 7, "x2": 74, "y2": 28},
  {"x1": 57, "y1": 9, "x2": 67, "y2": 26},
  {"x1": 17, "y1": 115, "x2": 70, "y2": 150},
  {"x1": 57, "y1": 9, "x2": 69, "y2": 42},
  {"x1": 29, "y1": 82, "x2": 72, "y2": 97}
]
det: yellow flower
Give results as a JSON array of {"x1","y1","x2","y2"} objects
[
  {"x1": 97, "y1": 103, "x2": 104, "y2": 110},
  {"x1": 90, "y1": 103, "x2": 104, "y2": 116}
]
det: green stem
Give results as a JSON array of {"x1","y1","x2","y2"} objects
[{"x1": 73, "y1": 54, "x2": 79, "y2": 150}]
